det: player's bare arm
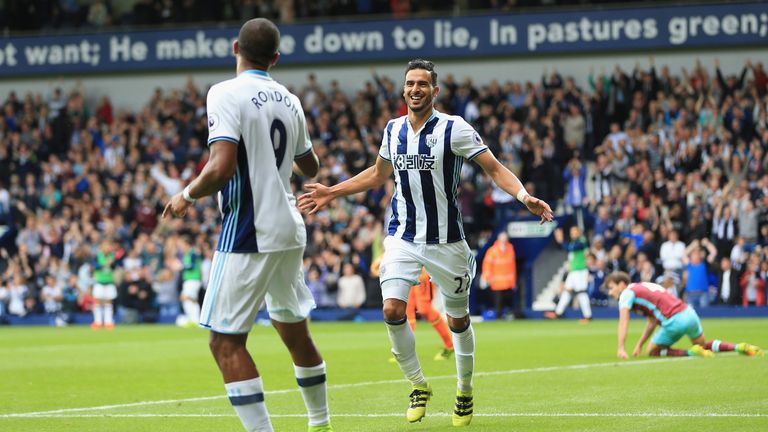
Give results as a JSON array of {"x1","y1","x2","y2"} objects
[
  {"x1": 162, "y1": 140, "x2": 237, "y2": 218},
  {"x1": 617, "y1": 307, "x2": 631, "y2": 359},
  {"x1": 298, "y1": 156, "x2": 394, "y2": 215},
  {"x1": 633, "y1": 317, "x2": 658, "y2": 357},
  {"x1": 473, "y1": 150, "x2": 554, "y2": 224},
  {"x1": 294, "y1": 149, "x2": 320, "y2": 178}
]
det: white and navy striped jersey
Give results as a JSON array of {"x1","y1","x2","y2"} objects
[
  {"x1": 379, "y1": 110, "x2": 488, "y2": 244},
  {"x1": 206, "y1": 70, "x2": 312, "y2": 253}
]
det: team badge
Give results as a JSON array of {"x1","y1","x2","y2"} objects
[{"x1": 426, "y1": 135, "x2": 438, "y2": 148}]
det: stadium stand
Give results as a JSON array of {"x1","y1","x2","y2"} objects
[
  {"x1": 0, "y1": 1, "x2": 767, "y2": 324},
  {"x1": 0, "y1": 0, "x2": 711, "y2": 32}
]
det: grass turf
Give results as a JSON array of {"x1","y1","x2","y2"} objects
[{"x1": 1, "y1": 318, "x2": 766, "y2": 431}]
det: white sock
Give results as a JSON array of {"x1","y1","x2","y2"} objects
[
  {"x1": 225, "y1": 377, "x2": 273, "y2": 432},
  {"x1": 451, "y1": 323, "x2": 474, "y2": 392},
  {"x1": 182, "y1": 299, "x2": 201, "y2": 323},
  {"x1": 294, "y1": 362, "x2": 330, "y2": 427},
  {"x1": 555, "y1": 290, "x2": 572, "y2": 316},
  {"x1": 104, "y1": 303, "x2": 114, "y2": 325},
  {"x1": 93, "y1": 303, "x2": 103, "y2": 325},
  {"x1": 386, "y1": 318, "x2": 426, "y2": 386},
  {"x1": 576, "y1": 292, "x2": 592, "y2": 319}
]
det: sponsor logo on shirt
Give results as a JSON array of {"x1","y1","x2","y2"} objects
[{"x1": 393, "y1": 154, "x2": 437, "y2": 171}]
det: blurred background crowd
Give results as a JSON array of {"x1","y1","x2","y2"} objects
[
  {"x1": 1, "y1": 52, "x2": 767, "y2": 324},
  {"x1": 0, "y1": 0, "x2": 728, "y2": 32}
]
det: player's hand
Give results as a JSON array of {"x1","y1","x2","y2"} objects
[
  {"x1": 298, "y1": 183, "x2": 334, "y2": 215},
  {"x1": 523, "y1": 195, "x2": 554, "y2": 224},
  {"x1": 632, "y1": 346, "x2": 642, "y2": 357},
  {"x1": 617, "y1": 348, "x2": 629, "y2": 360},
  {"x1": 162, "y1": 192, "x2": 191, "y2": 219}
]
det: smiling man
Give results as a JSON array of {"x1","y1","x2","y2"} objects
[{"x1": 298, "y1": 59, "x2": 553, "y2": 427}]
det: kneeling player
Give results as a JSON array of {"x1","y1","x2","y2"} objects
[{"x1": 605, "y1": 272, "x2": 763, "y2": 359}]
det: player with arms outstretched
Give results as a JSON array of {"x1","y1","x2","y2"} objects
[
  {"x1": 605, "y1": 271, "x2": 763, "y2": 359},
  {"x1": 298, "y1": 59, "x2": 553, "y2": 427},
  {"x1": 164, "y1": 18, "x2": 332, "y2": 432}
]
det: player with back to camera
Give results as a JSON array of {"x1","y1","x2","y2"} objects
[
  {"x1": 298, "y1": 59, "x2": 553, "y2": 427},
  {"x1": 604, "y1": 271, "x2": 763, "y2": 359},
  {"x1": 163, "y1": 18, "x2": 332, "y2": 432}
]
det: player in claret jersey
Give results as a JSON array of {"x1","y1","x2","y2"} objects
[
  {"x1": 299, "y1": 58, "x2": 553, "y2": 427},
  {"x1": 605, "y1": 271, "x2": 763, "y2": 359}
]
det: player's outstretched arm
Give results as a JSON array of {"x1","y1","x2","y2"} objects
[
  {"x1": 633, "y1": 317, "x2": 658, "y2": 357},
  {"x1": 163, "y1": 141, "x2": 237, "y2": 218},
  {"x1": 617, "y1": 308, "x2": 631, "y2": 359},
  {"x1": 473, "y1": 151, "x2": 554, "y2": 224},
  {"x1": 298, "y1": 156, "x2": 393, "y2": 215}
]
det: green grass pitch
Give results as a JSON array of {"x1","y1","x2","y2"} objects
[{"x1": 1, "y1": 318, "x2": 767, "y2": 431}]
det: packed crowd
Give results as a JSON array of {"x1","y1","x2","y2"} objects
[
  {"x1": 2, "y1": 0, "x2": 704, "y2": 32},
  {"x1": 571, "y1": 58, "x2": 768, "y2": 308},
  {"x1": 1, "y1": 55, "x2": 767, "y2": 324}
]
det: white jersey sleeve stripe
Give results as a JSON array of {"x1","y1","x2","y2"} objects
[
  {"x1": 467, "y1": 147, "x2": 489, "y2": 160},
  {"x1": 294, "y1": 148, "x2": 313, "y2": 159},
  {"x1": 208, "y1": 136, "x2": 240, "y2": 145}
]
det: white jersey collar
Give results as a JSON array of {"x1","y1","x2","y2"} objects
[{"x1": 241, "y1": 69, "x2": 272, "y2": 80}]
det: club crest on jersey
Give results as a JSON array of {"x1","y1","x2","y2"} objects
[
  {"x1": 426, "y1": 135, "x2": 439, "y2": 148},
  {"x1": 393, "y1": 154, "x2": 437, "y2": 171}
]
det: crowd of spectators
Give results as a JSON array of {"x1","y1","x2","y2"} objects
[
  {"x1": 572, "y1": 58, "x2": 768, "y2": 309},
  {"x1": 1, "y1": 0, "x2": 715, "y2": 33},
  {"x1": 0, "y1": 54, "x2": 767, "y2": 324}
]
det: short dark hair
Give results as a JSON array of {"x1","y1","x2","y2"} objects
[
  {"x1": 604, "y1": 271, "x2": 631, "y2": 287},
  {"x1": 238, "y1": 18, "x2": 280, "y2": 68},
  {"x1": 405, "y1": 59, "x2": 437, "y2": 86}
]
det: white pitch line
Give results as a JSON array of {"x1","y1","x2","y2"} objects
[
  {"x1": 5, "y1": 412, "x2": 768, "y2": 419},
  {"x1": 1, "y1": 357, "x2": 692, "y2": 419}
]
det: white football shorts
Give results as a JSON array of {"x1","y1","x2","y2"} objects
[
  {"x1": 182, "y1": 280, "x2": 202, "y2": 299},
  {"x1": 199, "y1": 248, "x2": 315, "y2": 334},
  {"x1": 564, "y1": 269, "x2": 589, "y2": 292},
  {"x1": 92, "y1": 283, "x2": 117, "y2": 301},
  {"x1": 379, "y1": 236, "x2": 476, "y2": 318}
]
